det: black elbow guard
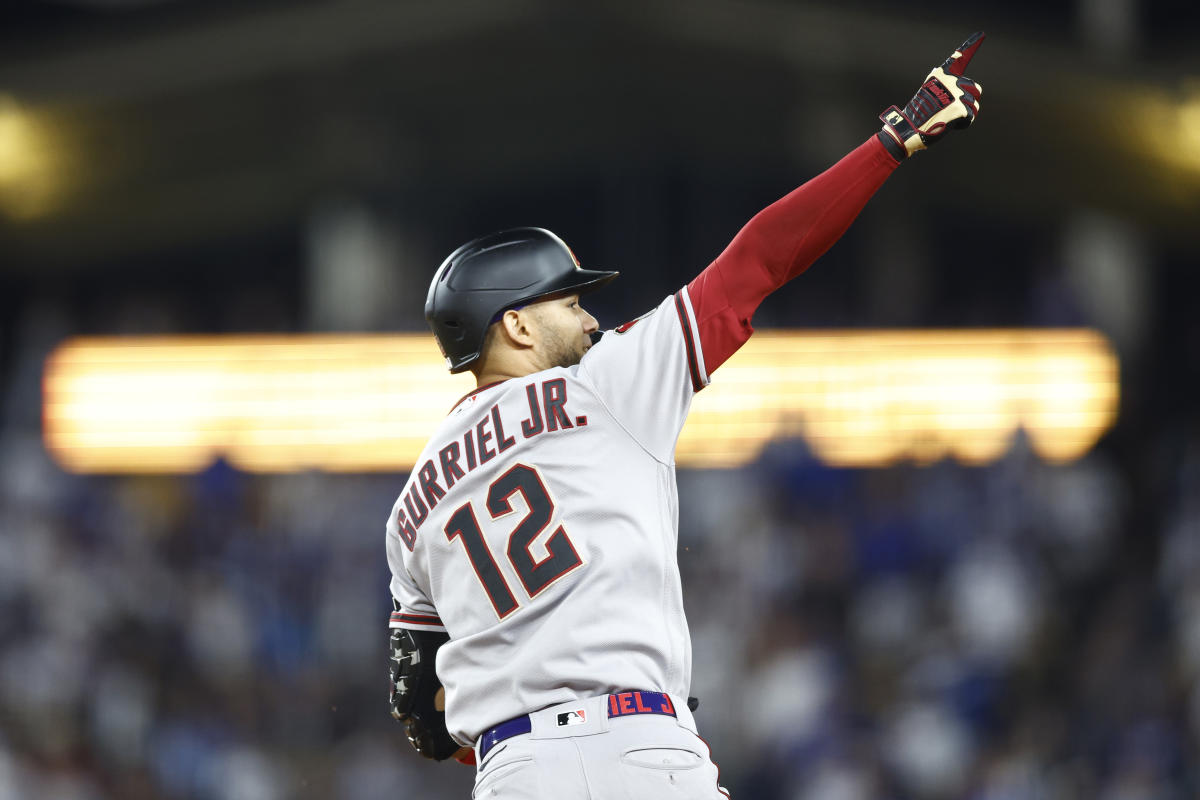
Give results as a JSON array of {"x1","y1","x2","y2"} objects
[{"x1": 388, "y1": 627, "x2": 463, "y2": 760}]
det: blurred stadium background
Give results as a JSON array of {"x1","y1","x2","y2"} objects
[{"x1": 2, "y1": 0, "x2": 1199, "y2": 798}]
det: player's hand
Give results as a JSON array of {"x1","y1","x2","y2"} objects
[{"x1": 878, "y1": 32, "x2": 985, "y2": 160}]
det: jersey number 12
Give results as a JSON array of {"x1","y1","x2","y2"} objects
[{"x1": 444, "y1": 463, "x2": 582, "y2": 619}]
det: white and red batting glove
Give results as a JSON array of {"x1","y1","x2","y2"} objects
[{"x1": 878, "y1": 31, "x2": 985, "y2": 160}]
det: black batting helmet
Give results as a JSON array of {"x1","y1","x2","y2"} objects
[{"x1": 425, "y1": 227, "x2": 619, "y2": 373}]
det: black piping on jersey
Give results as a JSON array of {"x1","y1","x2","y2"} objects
[{"x1": 673, "y1": 291, "x2": 704, "y2": 393}]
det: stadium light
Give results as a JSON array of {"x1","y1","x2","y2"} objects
[
  {"x1": 43, "y1": 330, "x2": 1118, "y2": 473},
  {"x1": 0, "y1": 95, "x2": 60, "y2": 220}
]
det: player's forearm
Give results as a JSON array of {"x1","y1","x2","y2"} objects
[
  {"x1": 687, "y1": 135, "x2": 899, "y2": 369},
  {"x1": 707, "y1": 135, "x2": 897, "y2": 310}
]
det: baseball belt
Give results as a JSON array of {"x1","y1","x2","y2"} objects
[{"x1": 478, "y1": 691, "x2": 680, "y2": 760}]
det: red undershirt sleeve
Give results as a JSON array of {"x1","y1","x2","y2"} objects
[{"x1": 686, "y1": 134, "x2": 901, "y2": 372}]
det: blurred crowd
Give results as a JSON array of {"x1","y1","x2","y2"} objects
[
  {"x1": 682, "y1": 433, "x2": 1199, "y2": 799},
  {"x1": 1, "y1": 381, "x2": 1197, "y2": 798}
]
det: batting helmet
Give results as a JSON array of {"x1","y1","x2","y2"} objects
[{"x1": 425, "y1": 227, "x2": 619, "y2": 373}]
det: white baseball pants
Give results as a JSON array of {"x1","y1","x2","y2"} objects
[{"x1": 471, "y1": 694, "x2": 729, "y2": 799}]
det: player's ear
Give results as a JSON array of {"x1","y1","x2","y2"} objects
[{"x1": 499, "y1": 308, "x2": 537, "y2": 348}]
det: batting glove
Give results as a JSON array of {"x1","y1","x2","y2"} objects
[{"x1": 877, "y1": 31, "x2": 985, "y2": 160}]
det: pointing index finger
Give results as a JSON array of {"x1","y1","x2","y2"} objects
[{"x1": 943, "y1": 31, "x2": 985, "y2": 76}]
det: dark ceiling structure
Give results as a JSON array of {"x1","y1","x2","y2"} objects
[{"x1": 1, "y1": 0, "x2": 1198, "y2": 274}]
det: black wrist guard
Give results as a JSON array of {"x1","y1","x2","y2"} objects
[{"x1": 389, "y1": 627, "x2": 462, "y2": 760}]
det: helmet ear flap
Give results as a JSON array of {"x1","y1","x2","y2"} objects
[{"x1": 441, "y1": 318, "x2": 467, "y2": 343}]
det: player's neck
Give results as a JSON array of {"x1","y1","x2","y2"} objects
[
  {"x1": 473, "y1": 370, "x2": 519, "y2": 389},
  {"x1": 473, "y1": 360, "x2": 537, "y2": 389},
  {"x1": 473, "y1": 347, "x2": 544, "y2": 388}
]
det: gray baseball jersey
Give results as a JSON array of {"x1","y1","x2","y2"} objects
[{"x1": 386, "y1": 289, "x2": 710, "y2": 745}]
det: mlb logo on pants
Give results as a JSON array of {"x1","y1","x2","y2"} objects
[{"x1": 557, "y1": 710, "x2": 587, "y2": 727}]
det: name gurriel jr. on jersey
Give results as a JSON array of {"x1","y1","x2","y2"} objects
[{"x1": 395, "y1": 375, "x2": 589, "y2": 550}]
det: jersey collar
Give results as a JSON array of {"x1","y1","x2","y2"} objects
[{"x1": 449, "y1": 380, "x2": 508, "y2": 414}]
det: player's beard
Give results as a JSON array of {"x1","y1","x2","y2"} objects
[{"x1": 539, "y1": 325, "x2": 589, "y2": 369}]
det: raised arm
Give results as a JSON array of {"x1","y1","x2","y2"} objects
[{"x1": 688, "y1": 32, "x2": 985, "y2": 372}]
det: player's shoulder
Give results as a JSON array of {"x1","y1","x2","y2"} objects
[
  {"x1": 444, "y1": 379, "x2": 522, "y2": 423},
  {"x1": 611, "y1": 306, "x2": 661, "y2": 336},
  {"x1": 611, "y1": 294, "x2": 679, "y2": 336},
  {"x1": 580, "y1": 294, "x2": 682, "y2": 363}
]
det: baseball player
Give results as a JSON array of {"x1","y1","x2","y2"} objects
[{"x1": 386, "y1": 33, "x2": 985, "y2": 798}]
